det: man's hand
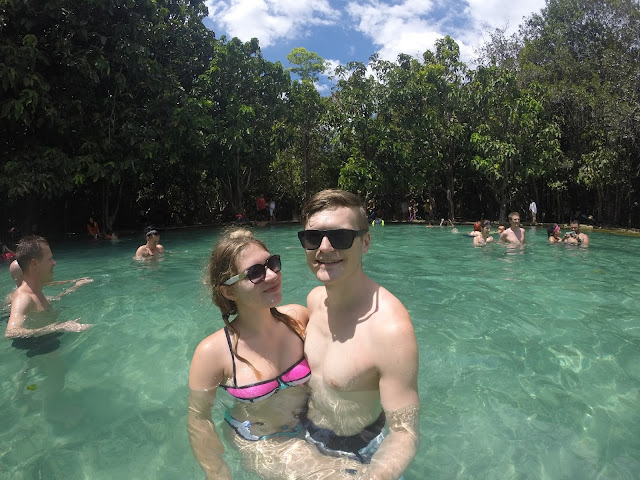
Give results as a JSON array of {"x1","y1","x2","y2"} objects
[{"x1": 59, "y1": 319, "x2": 93, "y2": 332}]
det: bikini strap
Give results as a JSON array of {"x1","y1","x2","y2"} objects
[{"x1": 223, "y1": 327, "x2": 238, "y2": 387}]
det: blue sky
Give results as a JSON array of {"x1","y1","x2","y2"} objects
[{"x1": 203, "y1": 0, "x2": 546, "y2": 92}]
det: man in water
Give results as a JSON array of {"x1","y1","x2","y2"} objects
[
  {"x1": 5, "y1": 236, "x2": 93, "y2": 339},
  {"x1": 134, "y1": 227, "x2": 165, "y2": 259},
  {"x1": 564, "y1": 220, "x2": 590, "y2": 246},
  {"x1": 299, "y1": 189, "x2": 420, "y2": 479},
  {"x1": 500, "y1": 212, "x2": 526, "y2": 245}
]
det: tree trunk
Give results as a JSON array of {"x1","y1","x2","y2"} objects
[
  {"x1": 303, "y1": 130, "x2": 310, "y2": 202},
  {"x1": 102, "y1": 181, "x2": 123, "y2": 231},
  {"x1": 596, "y1": 185, "x2": 603, "y2": 223}
]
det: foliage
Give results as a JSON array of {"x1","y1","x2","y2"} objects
[{"x1": 1, "y1": 0, "x2": 639, "y2": 232}]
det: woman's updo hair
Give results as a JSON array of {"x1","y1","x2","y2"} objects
[
  {"x1": 547, "y1": 223, "x2": 559, "y2": 237},
  {"x1": 207, "y1": 227, "x2": 268, "y2": 321}
]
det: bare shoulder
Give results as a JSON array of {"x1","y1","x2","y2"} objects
[
  {"x1": 134, "y1": 245, "x2": 147, "y2": 258},
  {"x1": 193, "y1": 328, "x2": 229, "y2": 363},
  {"x1": 189, "y1": 328, "x2": 231, "y2": 390},
  {"x1": 277, "y1": 303, "x2": 310, "y2": 328},
  {"x1": 374, "y1": 287, "x2": 413, "y2": 334},
  {"x1": 306, "y1": 286, "x2": 327, "y2": 309},
  {"x1": 10, "y1": 288, "x2": 36, "y2": 317},
  {"x1": 157, "y1": 244, "x2": 165, "y2": 253}
]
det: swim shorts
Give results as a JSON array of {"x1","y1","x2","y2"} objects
[
  {"x1": 300, "y1": 408, "x2": 386, "y2": 464},
  {"x1": 12, "y1": 332, "x2": 63, "y2": 357}
]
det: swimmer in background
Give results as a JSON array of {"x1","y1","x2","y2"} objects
[
  {"x1": 469, "y1": 221, "x2": 482, "y2": 237},
  {"x1": 495, "y1": 225, "x2": 506, "y2": 236},
  {"x1": 500, "y1": 212, "x2": 526, "y2": 245},
  {"x1": 474, "y1": 220, "x2": 495, "y2": 246},
  {"x1": 134, "y1": 226, "x2": 165, "y2": 259},
  {"x1": 188, "y1": 228, "x2": 359, "y2": 479},
  {"x1": 548, "y1": 224, "x2": 564, "y2": 243},
  {"x1": 4, "y1": 259, "x2": 93, "y2": 308},
  {"x1": 5, "y1": 236, "x2": 93, "y2": 339},
  {"x1": 86, "y1": 217, "x2": 102, "y2": 239},
  {"x1": 564, "y1": 220, "x2": 590, "y2": 246},
  {"x1": 299, "y1": 189, "x2": 420, "y2": 479}
]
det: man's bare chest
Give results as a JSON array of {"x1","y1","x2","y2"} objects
[{"x1": 305, "y1": 322, "x2": 378, "y2": 391}]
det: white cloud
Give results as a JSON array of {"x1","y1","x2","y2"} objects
[
  {"x1": 206, "y1": 0, "x2": 340, "y2": 47},
  {"x1": 345, "y1": 0, "x2": 546, "y2": 65},
  {"x1": 347, "y1": 0, "x2": 442, "y2": 61},
  {"x1": 465, "y1": 0, "x2": 545, "y2": 33}
]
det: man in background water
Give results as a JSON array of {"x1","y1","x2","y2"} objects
[{"x1": 5, "y1": 236, "x2": 93, "y2": 340}]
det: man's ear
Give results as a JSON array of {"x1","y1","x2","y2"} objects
[
  {"x1": 29, "y1": 257, "x2": 39, "y2": 273},
  {"x1": 219, "y1": 284, "x2": 236, "y2": 301},
  {"x1": 362, "y1": 231, "x2": 371, "y2": 254}
]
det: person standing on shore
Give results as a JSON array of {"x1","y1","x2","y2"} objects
[{"x1": 528, "y1": 200, "x2": 537, "y2": 224}]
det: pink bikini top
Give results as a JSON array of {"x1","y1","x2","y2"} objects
[{"x1": 220, "y1": 327, "x2": 311, "y2": 403}]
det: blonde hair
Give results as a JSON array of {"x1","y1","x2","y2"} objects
[
  {"x1": 207, "y1": 227, "x2": 304, "y2": 378},
  {"x1": 301, "y1": 189, "x2": 369, "y2": 230}
]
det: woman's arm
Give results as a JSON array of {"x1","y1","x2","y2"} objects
[
  {"x1": 188, "y1": 389, "x2": 232, "y2": 480},
  {"x1": 188, "y1": 334, "x2": 232, "y2": 480}
]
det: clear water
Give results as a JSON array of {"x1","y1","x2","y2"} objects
[{"x1": 1, "y1": 225, "x2": 639, "y2": 480}]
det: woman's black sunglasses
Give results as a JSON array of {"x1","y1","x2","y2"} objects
[
  {"x1": 222, "y1": 255, "x2": 281, "y2": 285},
  {"x1": 297, "y1": 229, "x2": 367, "y2": 250}
]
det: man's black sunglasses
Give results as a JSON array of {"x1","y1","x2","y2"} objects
[
  {"x1": 297, "y1": 229, "x2": 367, "y2": 250},
  {"x1": 222, "y1": 255, "x2": 281, "y2": 285}
]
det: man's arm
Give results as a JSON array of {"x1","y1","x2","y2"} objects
[
  {"x1": 51, "y1": 278, "x2": 94, "y2": 300},
  {"x1": 361, "y1": 309, "x2": 420, "y2": 480},
  {"x1": 46, "y1": 277, "x2": 91, "y2": 287}
]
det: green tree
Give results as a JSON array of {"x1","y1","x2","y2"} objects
[
  {"x1": 467, "y1": 66, "x2": 561, "y2": 223},
  {"x1": 0, "y1": 0, "x2": 215, "y2": 230},
  {"x1": 286, "y1": 47, "x2": 326, "y2": 82},
  {"x1": 194, "y1": 37, "x2": 290, "y2": 215},
  {"x1": 519, "y1": 0, "x2": 640, "y2": 224}
]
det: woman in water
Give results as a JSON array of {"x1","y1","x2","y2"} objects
[
  {"x1": 547, "y1": 223, "x2": 564, "y2": 243},
  {"x1": 473, "y1": 220, "x2": 495, "y2": 245},
  {"x1": 188, "y1": 228, "x2": 356, "y2": 479},
  {"x1": 134, "y1": 226, "x2": 164, "y2": 259},
  {"x1": 469, "y1": 221, "x2": 482, "y2": 237}
]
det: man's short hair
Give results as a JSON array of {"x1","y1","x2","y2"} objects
[
  {"x1": 301, "y1": 189, "x2": 369, "y2": 230},
  {"x1": 570, "y1": 220, "x2": 579, "y2": 225},
  {"x1": 16, "y1": 235, "x2": 49, "y2": 272},
  {"x1": 508, "y1": 212, "x2": 520, "y2": 222}
]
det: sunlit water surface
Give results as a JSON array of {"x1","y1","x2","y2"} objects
[{"x1": 1, "y1": 225, "x2": 638, "y2": 480}]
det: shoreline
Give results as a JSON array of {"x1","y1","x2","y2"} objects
[{"x1": 8, "y1": 220, "x2": 640, "y2": 245}]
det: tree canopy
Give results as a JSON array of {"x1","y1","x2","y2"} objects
[{"x1": 1, "y1": 0, "x2": 639, "y2": 235}]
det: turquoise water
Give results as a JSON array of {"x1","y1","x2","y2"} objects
[{"x1": 1, "y1": 225, "x2": 639, "y2": 479}]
